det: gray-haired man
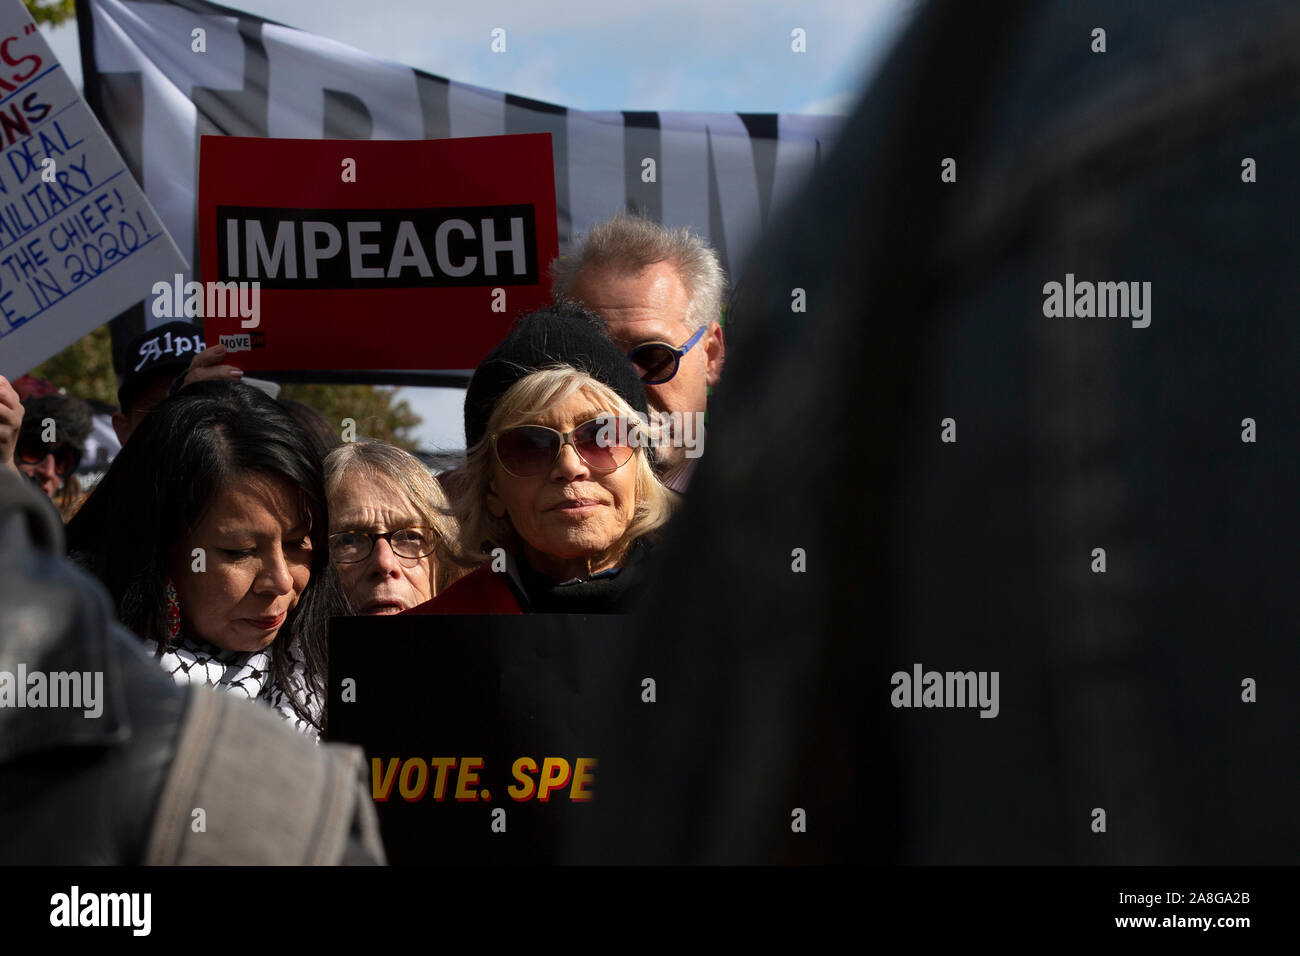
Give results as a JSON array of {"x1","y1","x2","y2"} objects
[{"x1": 551, "y1": 214, "x2": 726, "y2": 492}]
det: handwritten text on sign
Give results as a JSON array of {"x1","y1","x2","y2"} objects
[
  {"x1": 0, "y1": 115, "x2": 161, "y2": 323},
  {"x1": 0, "y1": 0, "x2": 185, "y2": 378}
]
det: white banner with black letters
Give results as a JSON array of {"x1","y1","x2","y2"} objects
[{"x1": 75, "y1": 0, "x2": 840, "y2": 371}]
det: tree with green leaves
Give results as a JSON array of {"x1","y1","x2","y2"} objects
[
  {"x1": 24, "y1": 0, "x2": 75, "y2": 27},
  {"x1": 28, "y1": 325, "x2": 118, "y2": 406},
  {"x1": 279, "y1": 382, "x2": 422, "y2": 450},
  {"x1": 20, "y1": 0, "x2": 425, "y2": 451},
  {"x1": 29, "y1": 327, "x2": 426, "y2": 449}
]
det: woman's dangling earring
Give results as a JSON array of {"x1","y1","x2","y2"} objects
[{"x1": 164, "y1": 577, "x2": 181, "y2": 641}]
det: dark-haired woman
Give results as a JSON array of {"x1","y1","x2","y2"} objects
[
  {"x1": 15, "y1": 392, "x2": 92, "y2": 521},
  {"x1": 66, "y1": 380, "x2": 347, "y2": 738}
]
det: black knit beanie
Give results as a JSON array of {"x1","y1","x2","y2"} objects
[
  {"x1": 19, "y1": 393, "x2": 92, "y2": 455},
  {"x1": 464, "y1": 301, "x2": 649, "y2": 449}
]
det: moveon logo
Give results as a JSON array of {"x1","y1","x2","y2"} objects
[
  {"x1": 0, "y1": 665, "x2": 102, "y2": 718},
  {"x1": 217, "y1": 331, "x2": 266, "y2": 353},
  {"x1": 890, "y1": 663, "x2": 1000, "y2": 718},
  {"x1": 50, "y1": 886, "x2": 151, "y2": 936}
]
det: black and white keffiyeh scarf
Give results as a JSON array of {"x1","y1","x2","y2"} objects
[{"x1": 142, "y1": 633, "x2": 323, "y2": 739}]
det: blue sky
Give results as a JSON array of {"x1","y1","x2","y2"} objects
[{"x1": 43, "y1": 0, "x2": 912, "y2": 449}]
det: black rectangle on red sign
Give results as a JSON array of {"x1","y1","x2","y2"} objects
[{"x1": 215, "y1": 203, "x2": 539, "y2": 288}]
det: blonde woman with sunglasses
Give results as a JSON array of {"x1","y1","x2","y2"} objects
[{"x1": 408, "y1": 304, "x2": 676, "y2": 615}]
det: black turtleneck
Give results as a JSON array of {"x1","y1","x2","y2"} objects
[{"x1": 511, "y1": 537, "x2": 654, "y2": 613}]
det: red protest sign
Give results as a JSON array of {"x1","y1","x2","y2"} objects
[{"x1": 196, "y1": 134, "x2": 558, "y2": 371}]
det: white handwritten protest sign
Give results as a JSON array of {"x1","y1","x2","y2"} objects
[{"x1": 0, "y1": 0, "x2": 186, "y2": 379}]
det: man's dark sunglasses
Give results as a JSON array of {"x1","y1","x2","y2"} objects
[
  {"x1": 626, "y1": 326, "x2": 707, "y2": 385},
  {"x1": 16, "y1": 437, "x2": 80, "y2": 477}
]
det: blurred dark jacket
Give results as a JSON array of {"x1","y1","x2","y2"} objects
[{"x1": 566, "y1": 0, "x2": 1300, "y2": 863}]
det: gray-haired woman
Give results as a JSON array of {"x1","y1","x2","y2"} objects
[{"x1": 325, "y1": 440, "x2": 466, "y2": 614}]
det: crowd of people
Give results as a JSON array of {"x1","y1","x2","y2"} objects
[
  {"x1": 8, "y1": 0, "x2": 1293, "y2": 872},
  {"x1": 0, "y1": 213, "x2": 727, "y2": 739}
]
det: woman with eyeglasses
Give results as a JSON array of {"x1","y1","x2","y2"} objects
[
  {"x1": 409, "y1": 303, "x2": 677, "y2": 615},
  {"x1": 15, "y1": 392, "x2": 92, "y2": 521},
  {"x1": 324, "y1": 440, "x2": 468, "y2": 614},
  {"x1": 66, "y1": 380, "x2": 348, "y2": 738}
]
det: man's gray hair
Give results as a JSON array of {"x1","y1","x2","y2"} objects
[{"x1": 550, "y1": 214, "x2": 727, "y2": 333}]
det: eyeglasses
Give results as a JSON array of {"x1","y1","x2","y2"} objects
[
  {"x1": 328, "y1": 528, "x2": 437, "y2": 564},
  {"x1": 626, "y1": 326, "x2": 707, "y2": 385},
  {"x1": 493, "y1": 417, "x2": 636, "y2": 478},
  {"x1": 16, "y1": 437, "x2": 80, "y2": 477}
]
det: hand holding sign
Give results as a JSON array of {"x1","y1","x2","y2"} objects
[
  {"x1": 0, "y1": 373, "x2": 21, "y2": 472},
  {"x1": 169, "y1": 343, "x2": 243, "y2": 396}
]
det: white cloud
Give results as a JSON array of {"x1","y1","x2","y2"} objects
[
  {"x1": 243, "y1": 0, "x2": 909, "y2": 112},
  {"x1": 800, "y1": 89, "x2": 859, "y2": 116},
  {"x1": 395, "y1": 386, "x2": 468, "y2": 451}
]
